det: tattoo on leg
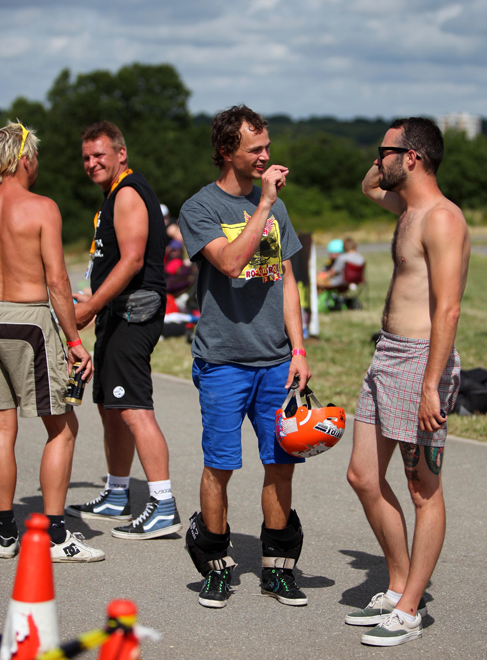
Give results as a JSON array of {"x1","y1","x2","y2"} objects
[
  {"x1": 425, "y1": 446, "x2": 444, "y2": 475},
  {"x1": 399, "y1": 442, "x2": 420, "y2": 481}
]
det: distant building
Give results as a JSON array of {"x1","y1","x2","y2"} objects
[{"x1": 437, "y1": 113, "x2": 481, "y2": 140}]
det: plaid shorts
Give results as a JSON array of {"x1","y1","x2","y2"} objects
[{"x1": 355, "y1": 330, "x2": 461, "y2": 447}]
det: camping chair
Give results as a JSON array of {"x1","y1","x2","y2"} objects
[{"x1": 336, "y1": 261, "x2": 367, "y2": 309}]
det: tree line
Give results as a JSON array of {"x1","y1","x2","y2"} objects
[{"x1": 1, "y1": 63, "x2": 486, "y2": 244}]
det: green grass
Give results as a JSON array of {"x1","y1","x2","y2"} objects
[{"x1": 79, "y1": 252, "x2": 487, "y2": 442}]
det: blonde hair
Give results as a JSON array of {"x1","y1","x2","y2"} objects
[{"x1": 0, "y1": 121, "x2": 40, "y2": 183}]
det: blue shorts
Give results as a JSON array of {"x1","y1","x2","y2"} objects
[{"x1": 192, "y1": 359, "x2": 305, "y2": 470}]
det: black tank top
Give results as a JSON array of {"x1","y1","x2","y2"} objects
[{"x1": 91, "y1": 172, "x2": 167, "y2": 299}]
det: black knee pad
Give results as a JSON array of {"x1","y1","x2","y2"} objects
[
  {"x1": 260, "y1": 509, "x2": 303, "y2": 570},
  {"x1": 185, "y1": 512, "x2": 236, "y2": 576}
]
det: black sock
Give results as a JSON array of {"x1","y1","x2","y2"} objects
[
  {"x1": 47, "y1": 515, "x2": 67, "y2": 544},
  {"x1": 0, "y1": 510, "x2": 17, "y2": 538}
]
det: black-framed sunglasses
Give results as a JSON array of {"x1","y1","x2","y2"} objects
[{"x1": 378, "y1": 146, "x2": 421, "y2": 161}]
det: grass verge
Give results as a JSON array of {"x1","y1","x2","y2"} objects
[{"x1": 79, "y1": 252, "x2": 487, "y2": 442}]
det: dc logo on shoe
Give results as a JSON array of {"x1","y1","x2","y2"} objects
[
  {"x1": 63, "y1": 543, "x2": 81, "y2": 558},
  {"x1": 113, "y1": 386, "x2": 125, "y2": 398}
]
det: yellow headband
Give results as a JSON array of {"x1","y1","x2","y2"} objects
[{"x1": 17, "y1": 124, "x2": 29, "y2": 160}]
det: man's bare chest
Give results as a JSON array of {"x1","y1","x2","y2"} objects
[{"x1": 391, "y1": 213, "x2": 425, "y2": 271}]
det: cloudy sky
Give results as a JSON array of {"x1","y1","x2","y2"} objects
[{"x1": 1, "y1": 0, "x2": 486, "y2": 120}]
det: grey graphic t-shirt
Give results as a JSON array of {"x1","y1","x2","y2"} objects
[{"x1": 179, "y1": 182, "x2": 302, "y2": 366}]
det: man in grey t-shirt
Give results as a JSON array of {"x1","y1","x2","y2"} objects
[{"x1": 179, "y1": 105, "x2": 311, "y2": 610}]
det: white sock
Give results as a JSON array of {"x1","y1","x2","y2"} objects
[
  {"x1": 393, "y1": 607, "x2": 418, "y2": 623},
  {"x1": 106, "y1": 474, "x2": 130, "y2": 491},
  {"x1": 386, "y1": 589, "x2": 402, "y2": 604},
  {"x1": 149, "y1": 479, "x2": 172, "y2": 501}
]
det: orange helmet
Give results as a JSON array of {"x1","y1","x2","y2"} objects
[{"x1": 275, "y1": 379, "x2": 346, "y2": 458}]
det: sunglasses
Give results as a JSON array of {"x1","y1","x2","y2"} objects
[
  {"x1": 18, "y1": 124, "x2": 30, "y2": 160},
  {"x1": 378, "y1": 146, "x2": 421, "y2": 161}
]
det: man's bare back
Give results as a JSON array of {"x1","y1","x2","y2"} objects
[
  {"x1": 0, "y1": 173, "x2": 58, "y2": 303},
  {"x1": 0, "y1": 124, "x2": 92, "y2": 378},
  {"x1": 382, "y1": 196, "x2": 470, "y2": 339},
  {"x1": 0, "y1": 123, "x2": 105, "y2": 566}
]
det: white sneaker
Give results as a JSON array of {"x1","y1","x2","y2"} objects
[
  {"x1": 51, "y1": 531, "x2": 105, "y2": 563},
  {"x1": 0, "y1": 534, "x2": 20, "y2": 559},
  {"x1": 345, "y1": 591, "x2": 427, "y2": 625},
  {"x1": 361, "y1": 611, "x2": 423, "y2": 646}
]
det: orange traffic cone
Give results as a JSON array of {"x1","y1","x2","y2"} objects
[
  {"x1": 98, "y1": 601, "x2": 139, "y2": 660},
  {"x1": 0, "y1": 513, "x2": 59, "y2": 660}
]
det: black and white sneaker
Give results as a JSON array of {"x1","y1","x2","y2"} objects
[
  {"x1": 199, "y1": 569, "x2": 232, "y2": 608},
  {"x1": 51, "y1": 531, "x2": 106, "y2": 563},
  {"x1": 261, "y1": 568, "x2": 308, "y2": 606},
  {"x1": 0, "y1": 534, "x2": 20, "y2": 559},
  {"x1": 66, "y1": 489, "x2": 132, "y2": 522},
  {"x1": 111, "y1": 497, "x2": 182, "y2": 539}
]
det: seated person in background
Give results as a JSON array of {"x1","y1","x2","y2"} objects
[
  {"x1": 164, "y1": 238, "x2": 196, "y2": 297},
  {"x1": 321, "y1": 238, "x2": 343, "y2": 272},
  {"x1": 317, "y1": 238, "x2": 343, "y2": 290},
  {"x1": 164, "y1": 239, "x2": 185, "y2": 276},
  {"x1": 317, "y1": 237, "x2": 365, "y2": 290}
]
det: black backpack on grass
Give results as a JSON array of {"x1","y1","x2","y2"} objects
[{"x1": 453, "y1": 368, "x2": 487, "y2": 415}]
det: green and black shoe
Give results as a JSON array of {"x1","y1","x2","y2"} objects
[
  {"x1": 199, "y1": 568, "x2": 232, "y2": 608},
  {"x1": 261, "y1": 567, "x2": 308, "y2": 606}
]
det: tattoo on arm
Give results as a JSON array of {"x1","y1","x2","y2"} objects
[
  {"x1": 424, "y1": 446, "x2": 444, "y2": 475},
  {"x1": 399, "y1": 442, "x2": 421, "y2": 482}
]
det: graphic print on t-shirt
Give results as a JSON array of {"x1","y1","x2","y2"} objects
[{"x1": 221, "y1": 212, "x2": 282, "y2": 282}]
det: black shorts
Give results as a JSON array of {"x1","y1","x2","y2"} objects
[{"x1": 93, "y1": 306, "x2": 164, "y2": 409}]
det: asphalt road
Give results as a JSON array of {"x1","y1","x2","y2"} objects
[{"x1": 1, "y1": 374, "x2": 486, "y2": 659}]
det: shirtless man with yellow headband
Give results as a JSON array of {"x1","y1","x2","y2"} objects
[{"x1": 0, "y1": 121, "x2": 103, "y2": 562}]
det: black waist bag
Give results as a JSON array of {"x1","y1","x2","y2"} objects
[{"x1": 109, "y1": 290, "x2": 161, "y2": 324}]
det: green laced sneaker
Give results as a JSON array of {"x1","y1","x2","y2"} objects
[
  {"x1": 261, "y1": 567, "x2": 308, "y2": 606},
  {"x1": 199, "y1": 568, "x2": 232, "y2": 608}
]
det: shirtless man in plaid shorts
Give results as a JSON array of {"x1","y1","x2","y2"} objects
[{"x1": 345, "y1": 118, "x2": 470, "y2": 647}]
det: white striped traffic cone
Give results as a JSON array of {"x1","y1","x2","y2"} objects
[{"x1": 0, "y1": 513, "x2": 59, "y2": 660}]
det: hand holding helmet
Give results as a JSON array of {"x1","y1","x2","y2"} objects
[{"x1": 275, "y1": 377, "x2": 346, "y2": 458}]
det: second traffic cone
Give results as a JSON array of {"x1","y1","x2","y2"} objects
[
  {"x1": 0, "y1": 513, "x2": 59, "y2": 660},
  {"x1": 98, "y1": 601, "x2": 139, "y2": 660}
]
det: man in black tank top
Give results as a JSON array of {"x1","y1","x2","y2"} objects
[{"x1": 66, "y1": 121, "x2": 182, "y2": 541}]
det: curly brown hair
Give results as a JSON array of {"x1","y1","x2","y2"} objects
[{"x1": 211, "y1": 105, "x2": 268, "y2": 170}]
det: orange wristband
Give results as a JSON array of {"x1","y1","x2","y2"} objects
[
  {"x1": 67, "y1": 338, "x2": 82, "y2": 348},
  {"x1": 292, "y1": 349, "x2": 306, "y2": 357}
]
